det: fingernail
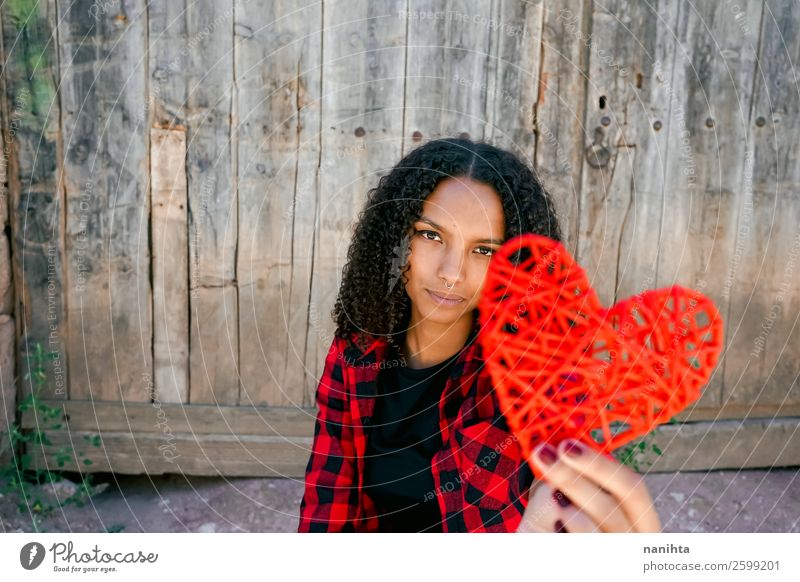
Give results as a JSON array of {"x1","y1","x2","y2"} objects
[
  {"x1": 563, "y1": 439, "x2": 583, "y2": 457},
  {"x1": 552, "y1": 488, "x2": 571, "y2": 507},
  {"x1": 537, "y1": 443, "x2": 558, "y2": 465},
  {"x1": 554, "y1": 519, "x2": 567, "y2": 533}
]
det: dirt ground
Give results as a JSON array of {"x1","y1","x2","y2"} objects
[{"x1": 1, "y1": 469, "x2": 798, "y2": 533}]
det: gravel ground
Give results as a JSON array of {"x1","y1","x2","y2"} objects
[{"x1": 1, "y1": 469, "x2": 798, "y2": 533}]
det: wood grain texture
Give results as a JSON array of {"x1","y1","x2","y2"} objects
[
  {"x1": 150, "y1": 127, "x2": 188, "y2": 403},
  {"x1": 3, "y1": 0, "x2": 799, "y2": 477},
  {"x1": 723, "y1": 0, "x2": 800, "y2": 410},
  {"x1": 575, "y1": 0, "x2": 681, "y2": 308},
  {"x1": 655, "y1": 0, "x2": 762, "y2": 411},
  {"x1": 483, "y1": 0, "x2": 543, "y2": 161},
  {"x1": 58, "y1": 0, "x2": 152, "y2": 402},
  {"x1": 0, "y1": 0, "x2": 68, "y2": 400},
  {"x1": 235, "y1": 0, "x2": 323, "y2": 408},
  {"x1": 25, "y1": 417, "x2": 800, "y2": 476},
  {"x1": 29, "y1": 430, "x2": 312, "y2": 476},
  {"x1": 149, "y1": 0, "x2": 239, "y2": 406},
  {"x1": 22, "y1": 399, "x2": 315, "y2": 435},
  {"x1": 533, "y1": 0, "x2": 587, "y2": 253},
  {"x1": 403, "y1": 0, "x2": 494, "y2": 148}
]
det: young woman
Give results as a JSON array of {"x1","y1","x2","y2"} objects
[{"x1": 298, "y1": 137, "x2": 661, "y2": 533}]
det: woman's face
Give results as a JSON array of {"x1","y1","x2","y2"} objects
[{"x1": 403, "y1": 176, "x2": 506, "y2": 328}]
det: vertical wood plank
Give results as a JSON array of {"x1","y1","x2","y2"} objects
[
  {"x1": 403, "y1": 0, "x2": 495, "y2": 150},
  {"x1": 575, "y1": 0, "x2": 682, "y2": 307},
  {"x1": 59, "y1": 0, "x2": 151, "y2": 402},
  {"x1": 654, "y1": 0, "x2": 762, "y2": 410},
  {"x1": 0, "y1": 0, "x2": 68, "y2": 400},
  {"x1": 235, "y1": 0, "x2": 323, "y2": 407},
  {"x1": 533, "y1": 0, "x2": 589, "y2": 253},
  {"x1": 483, "y1": 0, "x2": 543, "y2": 163},
  {"x1": 148, "y1": 1, "x2": 238, "y2": 405},
  {"x1": 150, "y1": 127, "x2": 188, "y2": 403},
  {"x1": 305, "y1": 0, "x2": 407, "y2": 403},
  {"x1": 724, "y1": 0, "x2": 800, "y2": 409}
]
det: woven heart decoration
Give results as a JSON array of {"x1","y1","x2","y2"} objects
[{"x1": 476, "y1": 233, "x2": 724, "y2": 479}]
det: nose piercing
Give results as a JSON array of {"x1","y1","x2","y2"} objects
[{"x1": 444, "y1": 281, "x2": 454, "y2": 289}]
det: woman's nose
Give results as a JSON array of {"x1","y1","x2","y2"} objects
[{"x1": 438, "y1": 248, "x2": 464, "y2": 284}]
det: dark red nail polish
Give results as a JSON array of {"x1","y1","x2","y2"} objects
[
  {"x1": 563, "y1": 439, "x2": 583, "y2": 457},
  {"x1": 554, "y1": 519, "x2": 567, "y2": 533},
  {"x1": 553, "y1": 488, "x2": 571, "y2": 507},
  {"x1": 537, "y1": 443, "x2": 558, "y2": 465}
]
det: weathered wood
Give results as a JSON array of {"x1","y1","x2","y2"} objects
[
  {"x1": 575, "y1": 0, "x2": 682, "y2": 308},
  {"x1": 301, "y1": 0, "x2": 406, "y2": 406},
  {"x1": 235, "y1": 0, "x2": 322, "y2": 408},
  {"x1": 22, "y1": 399, "x2": 314, "y2": 436},
  {"x1": 483, "y1": 1, "x2": 543, "y2": 164},
  {"x1": 58, "y1": 0, "x2": 151, "y2": 402},
  {"x1": 0, "y1": 314, "x2": 16, "y2": 465},
  {"x1": 643, "y1": 417, "x2": 800, "y2": 472},
  {"x1": 533, "y1": 0, "x2": 588, "y2": 252},
  {"x1": 4, "y1": 0, "x2": 800, "y2": 479},
  {"x1": 29, "y1": 430, "x2": 312, "y2": 477},
  {"x1": 26, "y1": 416, "x2": 800, "y2": 477},
  {"x1": 150, "y1": 128, "x2": 189, "y2": 403},
  {"x1": 653, "y1": 0, "x2": 762, "y2": 410},
  {"x1": 148, "y1": 1, "x2": 238, "y2": 406},
  {"x1": 1, "y1": 0, "x2": 67, "y2": 400},
  {"x1": 723, "y1": 0, "x2": 800, "y2": 410},
  {"x1": 403, "y1": 0, "x2": 494, "y2": 148}
]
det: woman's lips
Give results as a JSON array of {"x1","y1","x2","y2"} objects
[{"x1": 426, "y1": 288, "x2": 465, "y2": 307}]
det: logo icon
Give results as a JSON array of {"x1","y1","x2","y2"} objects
[
  {"x1": 387, "y1": 232, "x2": 412, "y2": 296},
  {"x1": 20, "y1": 542, "x2": 46, "y2": 570}
]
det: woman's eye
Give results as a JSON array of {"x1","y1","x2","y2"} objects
[
  {"x1": 417, "y1": 229, "x2": 440, "y2": 241},
  {"x1": 475, "y1": 247, "x2": 495, "y2": 257}
]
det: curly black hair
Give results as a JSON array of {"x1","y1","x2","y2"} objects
[{"x1": 331, "y1": 136, "x2": 562, "y2": 353}]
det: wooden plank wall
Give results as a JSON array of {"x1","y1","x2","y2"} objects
[{"x1": 0, "y1": 0, "x2": 797, "y2": 476}]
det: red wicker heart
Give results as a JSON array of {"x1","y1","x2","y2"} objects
[{"x1": 476, "y1": 234, "x2": 724, "y2": 479}]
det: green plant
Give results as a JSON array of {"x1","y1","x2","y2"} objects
[
  {"x1": 588, "y1": 421, "x2": 666, "y2": 473},
  {"x1": 0, "y1": 342, "x2": 102, "y2": 529},
  {"x1": 612, "y1": 431, "x2": 663, "y2": 473}
]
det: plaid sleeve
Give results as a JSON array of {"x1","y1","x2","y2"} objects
[{"x1": 297, "y1": 337, "x2": 361, "y2": 532}]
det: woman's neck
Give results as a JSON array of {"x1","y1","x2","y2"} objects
[{"x1": 401, "y1": 314, "x2": 475, "y2": 369}]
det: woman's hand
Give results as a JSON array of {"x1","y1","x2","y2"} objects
[{"x1": 516, "y1": 438, "x2": 662, "y2": 533}]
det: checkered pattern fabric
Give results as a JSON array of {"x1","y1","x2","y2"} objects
[{"x1": 298, "y1": 317, "x2": 534, "y2": 532}]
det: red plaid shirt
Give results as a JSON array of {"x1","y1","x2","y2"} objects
[{"x1": 298, "y1": 317, "x2": 534, "y2": 532}]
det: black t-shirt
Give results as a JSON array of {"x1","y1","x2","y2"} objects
[{"x1": 362, "y1": 342, "x2": 460, "y2": 532}]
